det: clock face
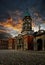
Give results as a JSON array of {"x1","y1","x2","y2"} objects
[{"x1": 26, "y1": 18, "x2": 31, "y2": 22}]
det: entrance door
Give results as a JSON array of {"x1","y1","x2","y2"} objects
[{"x1": 37, "y1": 39, "x2": 42, "y2": 51}]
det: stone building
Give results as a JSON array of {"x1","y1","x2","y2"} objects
[
  {"x1": 0, "y1": 32, "x2": 16, "y2": 49},
  {"x1": 0, "y1": 10, "x2": 45, "y2": 51},
  {"x1": 15, "y1": 10, "x2": 45, "y2": 51},
  {"x1": 34, "y1": 30, "x2": 45, "y2": 51},
  {"x1": 15, "y1": 10, "x2": 34, "y2": 50},
  {"x1": 0, "y1": 38, "x2": 16, "y2": 50}
]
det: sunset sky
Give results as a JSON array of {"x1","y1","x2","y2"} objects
[{"x1": 0, "y1": 0, "x2": 45, "y2": 37}]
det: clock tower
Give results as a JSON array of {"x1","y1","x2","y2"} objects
[
  {"x1": 21, "y1": 9, "x2": 34, "y2": 50},
  {"x1": 22, "y1": 9, "x2": 33, "y2": 35}
]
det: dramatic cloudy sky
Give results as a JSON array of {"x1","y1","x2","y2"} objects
[{"x1": 0, "y1": 0, "x2": 45, "y2": 37}]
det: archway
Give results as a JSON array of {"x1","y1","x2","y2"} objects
[{"x1": 37, "y1": 39, "x2": 42, "y2": 51}]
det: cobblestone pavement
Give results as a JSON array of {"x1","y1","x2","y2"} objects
[{"x1": 0, "y1": 50, "x2": 45, "y2": 65}]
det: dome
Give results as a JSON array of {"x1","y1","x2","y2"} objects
[{"x1": 23, "y1": 9, "x2": 32, "y2": 21}]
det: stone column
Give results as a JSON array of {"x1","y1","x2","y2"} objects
[
  {"x1": 34, "y1": 38, "x2": 37, "y2": 51},
  {"x1": 8, "y1": 39, "x2": 12, "y2": 50}
]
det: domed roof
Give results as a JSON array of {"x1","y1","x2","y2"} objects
[
  {"x1": 23, "y1": 8, "x2": 32, "y2": 21},
  {"x1": 24, "y1": 8, "x2": 30, "y2": 17}
]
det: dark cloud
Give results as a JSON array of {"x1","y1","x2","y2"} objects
[
  {"x1": 0, "y1": 0, "x2": 45, "y2": 16},
  {"x1": 0, "y1": 0, "x2": 45, "y2": 35},
  {"x1": 0, "y1": 32, "x2": 12, "y2": 39}
]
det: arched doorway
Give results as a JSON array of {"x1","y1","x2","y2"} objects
[{"x1": 37, "y1": 39, "x2": 42, "y2": 51}]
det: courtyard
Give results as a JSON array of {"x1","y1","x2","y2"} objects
[{"x1": 0, "y1": 50, "x2": 45, "y2": 65}]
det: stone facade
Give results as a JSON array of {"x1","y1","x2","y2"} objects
[
  {"x1": 0, "y1": 32, "x2": 45, "y2": 51},
  {"x1": 0, "y1": 38, "x2": 16, "y2": 50},
  {"x1": 34, "y1": 32, "x2": 45, "y2": 51}
]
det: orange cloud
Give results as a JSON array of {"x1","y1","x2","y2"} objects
[
  {"x1": 0, "y1": 30, "x2": 6, "y2": 33},
  {"x1": 0, "y1": 17, "x2": 23, "y2": 33}
]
